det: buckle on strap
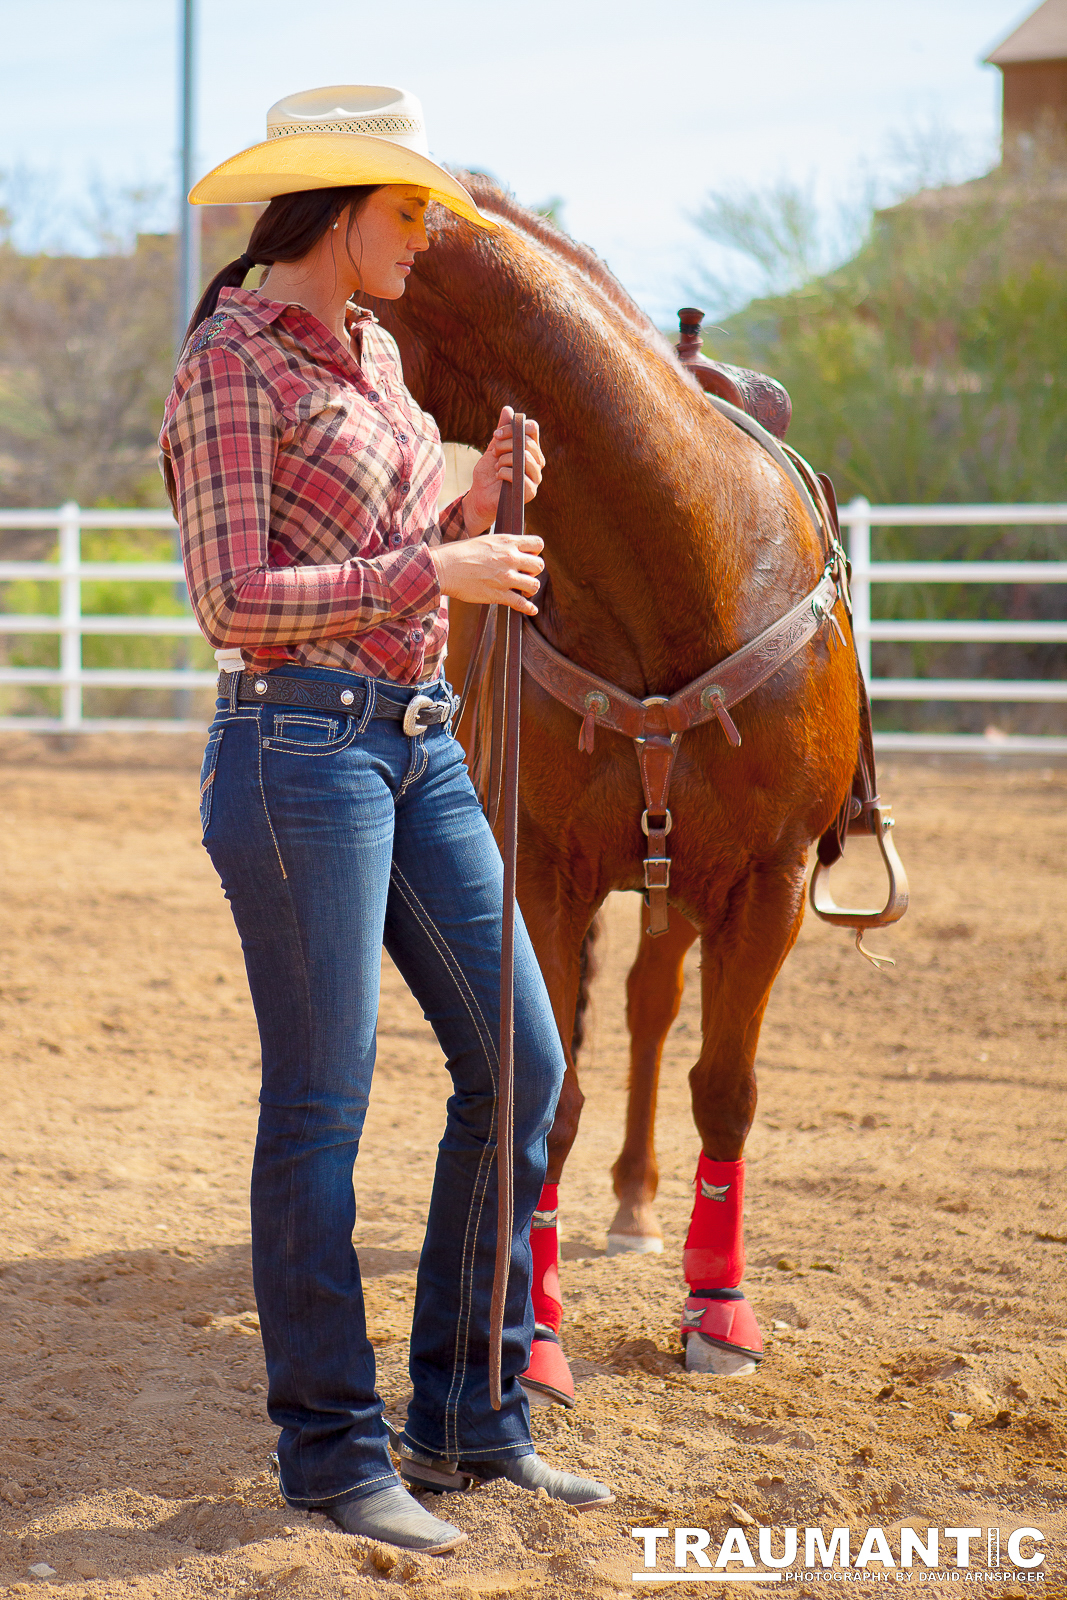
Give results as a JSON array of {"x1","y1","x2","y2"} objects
[
  {"x1": 643, "y1": 857, "x2": 671, "y2": 890},
  {"x1": 402, "y1": 693, "x2": 443, "y2": 736}
]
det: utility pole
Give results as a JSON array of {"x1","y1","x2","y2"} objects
[
  {"x1": 173, "y1": 0, "x2": 200, "y2": 719},
  {"x1": 175, "y1": 0, "x2": 201, "y2": 358}
]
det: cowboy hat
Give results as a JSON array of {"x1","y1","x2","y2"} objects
[{"x1": 189, "y1": 85, "x2": 495, "y2": 231}]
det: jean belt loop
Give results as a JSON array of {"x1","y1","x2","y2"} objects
[
  {"x1": 356, "y1": 679, "x2": 376, "y2": 734},
  {"x1": 227, "y1": 670, "x2": 240, "y2": 714}
]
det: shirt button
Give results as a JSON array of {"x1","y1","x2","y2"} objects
[
  {"x1": 410, "y1": 628, "x2": 422, "y2": 643},
  {"x1": 391, "y1": 532, "x2": 402, "y2": 547},
  {"x1": 399, "y1": 480, "x2": 411, "y2": 492},
  {"x1": 396, "y1": 433, "x2": 409, "y2": 444},
  {"x1": 367, "y1": 390, "x2": 380, "y2": 402}
]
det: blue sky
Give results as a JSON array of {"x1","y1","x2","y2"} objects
[{"x1": 1, "y1": 0, "x2": 1030, "y2": 321}]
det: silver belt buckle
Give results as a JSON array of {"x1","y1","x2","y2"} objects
[{"x1": 402, "y1": 693, "x2": 436, "y2": 737}]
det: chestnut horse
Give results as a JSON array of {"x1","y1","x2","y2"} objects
[{"x1": 369, "y1": 179, "x2": 858, "y2": 1400}]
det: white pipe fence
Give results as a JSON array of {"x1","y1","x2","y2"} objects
[
  {"x1": 0, "y1": 500, "x2": 1065, "y2": 751},
  {"x1": 840, "y1": 498, "x2": 1067, "y2": 754},
  {"x1": 0, "y1": 504, "x2": 210, "y2": 733}
]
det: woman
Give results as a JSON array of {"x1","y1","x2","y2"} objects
[{"x1": 160, "y1": 86, "x2": 612, "y2": 1555}]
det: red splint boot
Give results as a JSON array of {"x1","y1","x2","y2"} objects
[
  {"x1": 520, "y1": 1184, "x2": 575, "y2": 1407},
  {"x1": 682, "y1": 1152, "x2": 746, "y2": 1286},
  {"x1": 680, "y1": 1154, "x2": 762, "y2": 1374}
]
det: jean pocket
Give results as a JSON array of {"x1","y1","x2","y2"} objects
[
  {"x1": 262, "y1": 713, "x2": 359, "y2": 756},
  {"x1": 199, "y1": 727, "x2": 225, "y2": 834}
]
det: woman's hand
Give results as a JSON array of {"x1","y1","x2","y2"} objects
[
  {"x1": 430, "y1": 532, "x2": 544, "y2": 615},
  {"x1": 462, "y1": 407, "x2": 544, "y2": 536}
]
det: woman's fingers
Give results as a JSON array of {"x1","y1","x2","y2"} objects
[
  {"x1": 491, "y1": 453, "x2": 544, "y2": 502},
  {"x1": 431, "y1": 531, "x2": 545, "y2": 613},
  {"x1": 489, "y1": 418, "x2": 544, "y2": 481},
  {"x1": 460, "y1": 415, "x2": 545, "y2": 535}
]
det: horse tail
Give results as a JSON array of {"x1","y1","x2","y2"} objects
[{"x1": 571, "y1": 912, "x2": 602, "y2": 1062}]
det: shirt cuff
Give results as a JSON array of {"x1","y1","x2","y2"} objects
[
  {"x1": 379, "y1": 541, "x2": 441, "y2": 622},
  {"x1": 438, "y1": 495, "x2": 470, "y2": 543}
]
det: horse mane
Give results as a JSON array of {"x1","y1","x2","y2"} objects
[
  {"x1": 456, "y1": 173, "x2": 673, "y2": 356},
  {"x1": 373, "y1": 170, "x2": 706, "y2": 461}
]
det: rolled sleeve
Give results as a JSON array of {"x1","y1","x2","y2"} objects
[{"x1": 437, "y1": 495, "x2": 470, "y2": 544}]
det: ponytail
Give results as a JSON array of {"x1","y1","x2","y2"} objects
[
  {"x1": 180, "y1": 184, "x2": 382, "y2": 353},
  {"x1": 183, "y1": 253, "x2": 258, "y2": 351}
]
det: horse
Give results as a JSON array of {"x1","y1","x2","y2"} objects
[{"x1": 368, "y1": 177, "x2": 863, "y2": 1402}]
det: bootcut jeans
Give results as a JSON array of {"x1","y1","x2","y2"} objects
[{"x1": 199, "y1": 664, "x2": 566, "y2": 1508}]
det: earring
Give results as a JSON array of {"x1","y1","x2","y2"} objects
[{"x1": 332, "y1": 221, "x2": 339, "y2": 230}]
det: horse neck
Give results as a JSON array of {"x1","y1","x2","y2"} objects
[{"x1": 390, "y1": 285, "x2": 744, "y2": 695}]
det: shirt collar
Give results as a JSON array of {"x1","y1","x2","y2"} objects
[{"x1": 216, "y1": 286, "x2": 378, "y2": 377}]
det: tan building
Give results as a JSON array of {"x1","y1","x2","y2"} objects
[
  {"x1": 875, "y1": 0, "x2": 1067, "y2": 266},
  {"x1": 986, "y1": 0, "x2": 1067, "y2": 167}
]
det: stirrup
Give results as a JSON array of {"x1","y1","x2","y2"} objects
[
  {"x1": 809, "y1": 802, "x2": 909, "y2": 969},
  {"x1": 385, "y1": 1422, "x2": 475, "y2": 1493}
]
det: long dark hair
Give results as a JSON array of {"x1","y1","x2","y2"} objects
[{"x1": 181, "y1": 184, "x2": 382, "y2": 351}]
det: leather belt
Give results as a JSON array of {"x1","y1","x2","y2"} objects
[{"x1": 219, "y1": 671, "x2": 452, "y2": 735}]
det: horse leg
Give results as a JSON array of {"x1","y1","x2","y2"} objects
[
  {"x1": 517, "y1": 885, "x2": 594, "y2": 1409},
  {"x1": 523, "y1": 1059, "x2": 584, "y2": 1407},
  {"x1": 681, "y1": 858, "x2": 807, "y2": 1377},
  {"x1": 607, "y1": 904, "x2": 698, "y2": 1254}
]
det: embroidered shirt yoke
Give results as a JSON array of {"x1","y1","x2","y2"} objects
[{"x1": 159, "y1": 286, "x2": 468, "y2": 684}]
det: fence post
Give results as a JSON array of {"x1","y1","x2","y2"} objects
[
  {"x1": 845, "y1": 496, "x2": 872, "y2": 686},
  {"x1": 58, "y1": 501, "x2": 82, "y2": 731}
]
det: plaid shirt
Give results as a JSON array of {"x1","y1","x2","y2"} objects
[{"x1": 159, "y1": 286, "x2": 468, "y2": 684}]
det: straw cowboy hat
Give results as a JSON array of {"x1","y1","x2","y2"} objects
[{"x1": 189, "y1": 84, "x2": 495, "y2": 230}]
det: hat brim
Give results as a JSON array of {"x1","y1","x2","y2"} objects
[{"x1": 189, "y1": 132, "x2": 496, "y2": 231}]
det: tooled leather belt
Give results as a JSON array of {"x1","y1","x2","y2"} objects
[{"x1": 218, "y1": 670, "x2": 452, "y2": 734}]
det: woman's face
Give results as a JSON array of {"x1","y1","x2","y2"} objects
[{"x1": 345, "y1": 185, "x2": 430, "y2": 299}]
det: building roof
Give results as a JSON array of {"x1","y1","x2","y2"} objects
[{"x1": 986, "y1": 0, "x2": 1067, "y2": 65}]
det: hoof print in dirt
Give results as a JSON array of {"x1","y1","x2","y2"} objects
[{"x1": 610, "y1": 1337, "x2": 680, "y2": 1376}]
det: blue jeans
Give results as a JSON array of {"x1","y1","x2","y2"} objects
[{"x1": 200, "y1": 665, "x2": 566, "y2": 1507}]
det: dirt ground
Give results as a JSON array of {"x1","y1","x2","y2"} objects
[{"x1": 0, "y1": 738, "x2": 1065, "y2": 1600}]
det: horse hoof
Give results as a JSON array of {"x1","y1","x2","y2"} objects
[
  {"x1": 684, "y1": 1333, "x2": 758, "y2": 1377},
  {"x1": 606, "y1": 1232, "x2": 664, "y2": 1256},
  {"x1": 680, "y1": 1292, "x2": 763, "y2": 1376},
  {"x1": 520, "y1": 1334, "x2": 575, "y2": 1408}
]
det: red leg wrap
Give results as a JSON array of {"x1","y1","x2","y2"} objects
[
  {"x1": 680, "y1": 1156, "x2": 761, "y2": 1360},
  {"x1": 529, "y1": 1182, "x2": 562, "y2": 1333},
  {"x1": 521, "y1": 1183, "x2": 575, "y2": 1405},
  {"x1": 682, "y1": 1154, "x2": 745, "y2": 1288}
]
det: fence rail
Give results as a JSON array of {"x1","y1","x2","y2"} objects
[
  {"x1": 0, "y1": 499, "x2": 1065, "y2": 751},
  {"x1": 0, "y1": 503, "x2": 212, "y2": 733},
  {"x1": 839, "y1": 497, "x2": 1066, "y2": 753}
]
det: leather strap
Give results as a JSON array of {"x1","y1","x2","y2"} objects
[
  {"x1": 702, "y1": 394, "x2": 825, "y2": 547},
  {"x1": 522, "y1": 570, "x2": 840, "y2": 749},
  {"x1": 488, "y1": 413, "x2": 526, "y2": 1411},
  {"x1": 453, "y1": 604, "x2": 493, "y2": 746},
  {"x1": 222, "y1": 670, "x2": 451, "y2": 726},
  {"x1": 636, "y1": 720, "x2": 677, "y2": 936},
  {"x1": 487, "y1": 593, "x2": 510, "y2": 831}
]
